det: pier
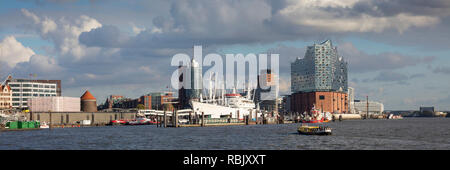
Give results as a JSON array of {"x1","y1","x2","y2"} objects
[
  {"x1": 2, "y1": 108, "x2": 390, "y2": 130},
  {"x1": 26, "y1": 111, "x2": 136, "y2": 127}
]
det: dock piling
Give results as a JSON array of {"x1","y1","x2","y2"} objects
[
  {"x1": 49, "y1": 112, "x2": 52, "y2": 130},
  {"x1": 174, "y1": 109, "x2": 178, "y2": 128},
  {"x1": 164, "y1": 111, "x2": 167, "y2": 128},
  {"x1": 201, "y1": 112, "x2": 205, "y2": 127},
  {"x1": 157, "y1": 115, "x2": 159, "y2": 127},
  {"x1": 189, "y1": 112, "x2": 192, "y2": 125}
]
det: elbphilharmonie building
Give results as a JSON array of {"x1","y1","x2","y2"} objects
[{"x1": 290, "y1": 40, "x2": 349, "y2": 114}]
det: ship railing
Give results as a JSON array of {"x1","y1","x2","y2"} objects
[{"x1": 200, "y1": 118, "x2": 241, "y2": 124}]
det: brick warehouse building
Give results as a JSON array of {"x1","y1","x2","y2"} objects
[
  {"x1": 290, "y1": 91, "x2": 348, "y2": 114},
  {"x1": 290, "y1": 40, "x2": 348, "y2": 114},
  {"x1": 98, "y1": 92, "x2": 174, "y2": 111}
]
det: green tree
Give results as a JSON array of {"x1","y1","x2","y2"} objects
[
  {"x1": 136, "y1": 104, "x2": 145, "y2": 110},
  {"x1": 163, "y1": 103, "x2": 173, "y2": 111}
]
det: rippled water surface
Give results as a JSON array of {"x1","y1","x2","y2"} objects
[{"x1": 1, "y1": 118, "x2": 449, "y2": 150}]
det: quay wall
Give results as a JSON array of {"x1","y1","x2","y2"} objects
[
  {"x1": 27, "y1": 112, "x2": 136, "y2": 125},
  {"x1": 333, "y1": 114, "x2": 361, "y2": 120}
]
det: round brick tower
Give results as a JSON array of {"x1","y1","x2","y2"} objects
[{"x1": 81, "y1": 90, "x2": 97, "y2": 112}]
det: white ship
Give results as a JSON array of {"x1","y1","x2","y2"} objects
[{"x1": 191, "y1": 73, "x2": 260, "y2": 120}]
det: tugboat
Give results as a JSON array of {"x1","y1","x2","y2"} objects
[
  {"x1": 126, "y1": 116, "x2": 157, "y2": 125},
  {"x1": 297, "y1": 124, "x2": 332, "y2": 135},
  {"x1": 301, "y1": 105, "x2": 332, "y2": 123}
]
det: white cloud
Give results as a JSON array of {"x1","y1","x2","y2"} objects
[
  {"x1": 41, "y1": 17, "x2": 57, "y2": 35},
  {"x1": 131, "y1": 23, "x2": 146, "y2": 35},
  {"x1": 0, "y1": 36, "x2": 61, "y2": 78},
  {"x1": 0, "y1": 36, "x2": 35, "y2": 67},
  {"x1": 273, "y1": 0, "x2": 440, "y2": 33},
  {"x1": 27, "y1": 54, "x2": 62, "y2": 73},
  {"x1": 21, "y1": 8, "x2": 40, "y2": 24},
  {"x1": 139, "y1": 66, "x2": 153, "y2": 73},
  {"x1": 22, "y1": 9, "x2": 103, "y2": 61},
  {"x1": 85, "y1": 73, "x2": 96, "y2": 79},
  {"x1": 278, "y1": 76, "x2": 291, "y2": 94}
]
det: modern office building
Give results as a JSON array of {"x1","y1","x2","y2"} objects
[
  {"x1": 348, "y1": 87, "x2": 356, "y2": 113},
  {"x1": 280, "y1": 95, "x2": 291, "y2": 113},
  {"x1": 149, "y1": 92, "x2": 174, "y2": 110},
  {"x1": 353, "y1": 100, "x2": 384, "y2": 115},
  {"x1": 290, "y1": 40, "x2": 348, "y2": 114},
  {"x1": 0, "y1": 85, "x2": 12, "y2": 110},
  {"x1": 178, "y1": 59, "x2": 203, "y2": 109},
  {"x1": 255, "y1": 69, "x2": 279, "y2": 112},
  {"x1": 4, "y1": 75, "x2": 61, "y2": 109},
  {"x1": 187, "y1": 59, "x2": 202, "y2": 99}
]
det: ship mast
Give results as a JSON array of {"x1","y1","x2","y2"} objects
[
  {"x1": 221, "y1": 83, "x2": 225, "y2": 106},
  {"x1": 209, "y1": 72, "x2": 213, "y2": 103},
  {"x1": 246, "y1": 81, "x2": 251, "y2": 100},
  {"x1": 213, "y1": 72, "x2": 217, "y2": 104}
]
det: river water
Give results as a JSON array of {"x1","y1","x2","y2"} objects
[{"x1": 1, "y1": 118, "x2": 449, "y2": 150}]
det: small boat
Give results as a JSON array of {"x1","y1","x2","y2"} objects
[
  {"x1": 387, "y1": 114, "x2": 403, "y2": 119},
  {"x1": 297, "y1": 125, "x2": 332, "y2": 135},
  {"x1": 126, "y1": 117, "x2": 157, "y2": 125},
  {"x1": 40, "y1": 122, "x2": 49, "y2": 129},
  {"x1": 110, "y1": 120, "x2": 127, "y2": 124}
]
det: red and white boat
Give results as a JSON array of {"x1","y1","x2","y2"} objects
[
  {"x1": 110, "y1": 120, "x2": 127, "y2": 124},
  {"x1": 301, "y1": 105, "x2": 332, "y2": 123},
  {"x1": 126, "y1": 117, "x2": 159, "y2": 125},
  {"x1": 40, "y1": 122, "x2": 49, "y2": 128}
]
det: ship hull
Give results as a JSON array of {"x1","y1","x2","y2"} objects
[
  {"x1": 297, "y1": 126, "x2": 332, "y2": 135},
  {"x1": 191, "y1": 101, "x2": 256, "y2": 119},
  {"x1": 302, "y1": 118, "x2": 325, "y2": 123}
]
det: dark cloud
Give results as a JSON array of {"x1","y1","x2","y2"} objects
[
  {"x1": 79, "y1": 0, "x2": 276, "y2": 49},
  {"x1": 372, "y1": 71, "x2": 425, "y2": 85},
  {"x1": 374, "y1": 71, "x2": 409, "y2": 82},
  {"x1": 79, "y1": 25, "x2": 129, "y2": 48},
  {"x1": 360, "y1": 0, "x2": 450, "y2": 16},
  {"x1": 74, "y1": 0, "x2": 450, "y2": 52},
  {"x1": 433, "y1": 66, "x2": 450, "y2": 74},
  {"x1": 339, "y1": 43, "x2": 435, "y2": 73}
]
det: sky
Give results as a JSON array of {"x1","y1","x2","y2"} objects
[{"x1": 0, "y1": 0, "x2": 450, "y2": 110}]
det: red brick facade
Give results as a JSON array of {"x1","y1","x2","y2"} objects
[
  {"x1": 290, "y1": 91, "x2": 348, "y2": 114},
  {"x1": 139, "y1": 95, "x2": 152, "y2": 109}
]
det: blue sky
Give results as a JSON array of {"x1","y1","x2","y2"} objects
[{"x1": 1, "y1": 0, "x2": 450, "y2": 110}]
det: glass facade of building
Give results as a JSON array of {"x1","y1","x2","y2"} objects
[
  {"x1": 255, "y1": 69, "x2": 279, "y2": 108},
  {"x1": 291, "y1": 40, "x2": 348, "y2": 93},
  {"x1": 7, "y1": 80, "x2": 58, "y2": 108},
  {"x1": 186, "y1": 59, "x2": 202, "y2": 99}
]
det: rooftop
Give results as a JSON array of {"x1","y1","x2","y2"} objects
[{"x1": 81, "y1": 90, "x2": 96, "y2": 100}]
